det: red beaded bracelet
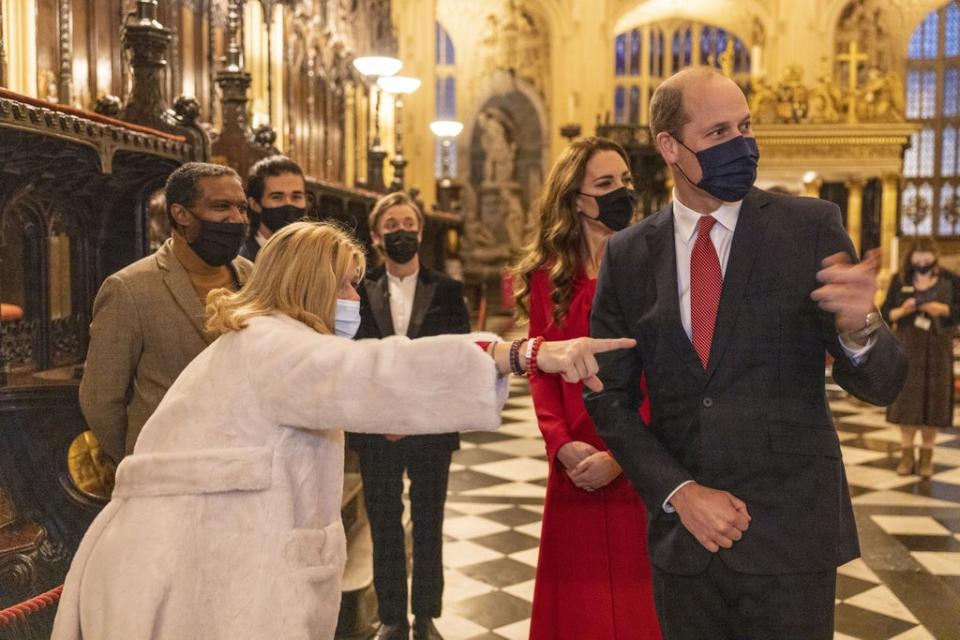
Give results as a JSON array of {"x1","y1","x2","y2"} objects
[{"x1": 527, "y1": 336, "x2": 545, "y2": 378}]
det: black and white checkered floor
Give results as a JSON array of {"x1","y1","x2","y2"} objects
[{"x1": 406, "y1": 377, "x2": 960, "y2": 639}]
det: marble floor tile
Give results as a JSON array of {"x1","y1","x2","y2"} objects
[
  {"x1": 910, "y1": 551, "x2": 960, "y2": 575},
  {"x1": 462, "y1": 482, "x2": 546, "y2": 499},
  {"x1": 492, "y1": 618, "x2": 531, "y2": 640},
  {"x1": 845, "y1": 465, "x2": 921, "y2": 490},
  {"x1": 470, "y1": 457, "x2": 549, "y2": 483},
  {"x1": 842, "y1": 584, "x2": 919, "y2": 623},
  {"x1": 442, "y1": 540, "x2": 505, "y2": 568},
  {"x1": 870, "y1": 515, "x2": 953, "y2": 536},
  {"x1": 443, "y1": 515, "x2": 511, "y2": 539}
]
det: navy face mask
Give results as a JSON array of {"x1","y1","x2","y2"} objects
[
  {"x1": 675, "y1": 135, "x2": 759, "y2": 202},
  {"x1": 578, "y1": 187, "x2": 638, "y2": 231}
]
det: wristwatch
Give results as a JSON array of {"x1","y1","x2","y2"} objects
[{"x1": 841, "y1": 311, "x2": 883, "y2": 344}]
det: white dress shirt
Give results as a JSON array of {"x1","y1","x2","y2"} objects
[
  {"x1": 387, "y1": 268, "x2": 419, "y2": 337},
  {"x1": 663, "y1": 192, "x2": 873, "y2": 512}
]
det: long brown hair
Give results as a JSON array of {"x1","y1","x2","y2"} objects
[{"x1": 511, "y1": 137, "x2": 631, "y2": 325}]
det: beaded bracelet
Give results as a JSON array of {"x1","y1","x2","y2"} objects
[
  {"x1": 524, "y1": 336, "x2": 536, "y2": 372},
  {"x1": 528, "y1": 336, "x2": 545, "y2": 378},
  {"x1": 508, "y1": 338, "x2": 527, "y2": 376}
]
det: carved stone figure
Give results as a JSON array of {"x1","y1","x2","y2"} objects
[
  {"x1": 807, "y1": 75, "x2": 843, "y2": 123},
  {"x1": 502, "y1": 187, "x2": 526, "y2": 251},
  {"x1": 478, "y1": 111, "x2": 517, "y2": 184},
  {"x1": 857, "y1": 68, "x2": 905, "y2": 122},
  {"x1": 749, "y1": 76, "x2": 779, "y2": 124}
]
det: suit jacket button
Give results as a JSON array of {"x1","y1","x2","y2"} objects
[{"x1": 702, "y1": 397, "x2": 714, "y2": 408}]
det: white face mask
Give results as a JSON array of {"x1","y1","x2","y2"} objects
[{"x1": 334, "y1": 299, "x2": 361, "y2": 338}]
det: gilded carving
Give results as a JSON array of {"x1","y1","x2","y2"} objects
[
  {"x1": 0, "y1": 485, "x2": 15, "y2": 528},
  {"x1": 749, "y1": 65, "x2": 904, "y2": 126},
  {"x1": 67, "y1": 431, "x2": 116, "y2": 501}
]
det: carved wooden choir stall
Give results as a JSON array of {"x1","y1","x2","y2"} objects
[{"x1": 0, "y1": 1, "x2": 424, "y2": 638}]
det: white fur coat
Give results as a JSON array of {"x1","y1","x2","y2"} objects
[{"x1": 52, "y1": 314, "x2": 506, "y2": 640}]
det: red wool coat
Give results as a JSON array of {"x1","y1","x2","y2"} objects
[{"x1": 527, "y1": 269, "x2": 661, "y2": 640}]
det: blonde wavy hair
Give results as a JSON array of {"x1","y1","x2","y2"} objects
[
  {"x1": 205, "y1": 221, "x2": 366, "y2": 335},
  {"x1": 511, "y1": 137, "x2": 631, "y2": 325}
]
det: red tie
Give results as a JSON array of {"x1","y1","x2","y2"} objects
[{"x1": 690, "y1": 216, "x2": 722, "y2": 368}]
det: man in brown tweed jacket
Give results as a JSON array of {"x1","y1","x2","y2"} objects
[{"x1": 80, "y1": 163, "x2": 253, "y2": 463}]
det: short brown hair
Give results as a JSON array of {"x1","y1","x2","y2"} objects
[{"x1": 367, "y1": 192, "x2": 424, "y2": 233}]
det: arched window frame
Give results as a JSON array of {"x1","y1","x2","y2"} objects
[
  {"x1": 435, "y1": 22, "x2": 457, "y2": 179},
  {"x1": 613, "y1": 21, "x2": 750, "y2": 127},
  {"x1": 902, "y1": 1, "x2": 960, "y2": 236}
]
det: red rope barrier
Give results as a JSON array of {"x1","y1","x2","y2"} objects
[{"x1": 0, "y1": 585, "x2": 63, "y2": 627}]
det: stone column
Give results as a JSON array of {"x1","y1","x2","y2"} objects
[
  {"x1": 845, "y1": 177, "x2": 865, "y2": 256},
  {"x1": 880, "y1": 172, "x2": 900, "y2": 277}
]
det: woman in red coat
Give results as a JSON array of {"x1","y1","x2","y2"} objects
[{"x1": 513, "y1": 137, "x2": 661, "y2": 639}]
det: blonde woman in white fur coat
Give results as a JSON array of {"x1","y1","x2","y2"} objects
[{"x1": 52, "y1": 221, "x2": 633, "y2": 640}]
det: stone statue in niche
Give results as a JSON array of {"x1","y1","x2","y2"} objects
[
  {"x1": 857, "y1": 68, "x2": 904, "y2": 122},
  {"x1": 502, "y1": 186, "x2": 527, "y2": 251},
  {"x1": 478, "y1": 111, "x2": 517, "y2": 184}
]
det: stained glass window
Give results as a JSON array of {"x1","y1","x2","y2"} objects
[
  {"x1": 434, "y1": 23, "x2": 457, "y2": 178},
  {"x1": 920, "y1": 128, "x2": 936, "y2": 177},
  {"x1": 943, "y1": 127, "x2": 957, "y2": 177},
  {"x1": 904, "y1": 132, "x2": 920, "y2": 178},
  {"x1": 629, "y1": 29, "x2": 641, "y2": 76},
  {"x1": 947, "y1": 3, "x2": 960, "y2": 57},
  {"x1": 650, "y1": 30, "x2": 664, "y2": 77},
  {"x1": 616, "y1": 22, "x2": 749, "y2": 127},
  {"x1": 945, "y1": 69, "x2": 958, "y2": 117},
  {"x1": 904, "y1": 2, "x2": 960, "y2": 236},
  {"x1": 616, "y1": 33, "x2": 627, "y2": 76}
]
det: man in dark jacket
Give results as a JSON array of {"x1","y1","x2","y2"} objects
[{"x1": 348, "y1": 192, "x2": 470, "y2": 640}]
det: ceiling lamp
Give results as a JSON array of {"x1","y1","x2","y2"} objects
[
  {"x1": 429, "y1": 120, "x2": 464, "y2": 138},
  {"x1": 352, "y1": 56, "x2": 402, "y2": 78},
  {"x1": 376, "y1": 76, "x2": 422, "y2": 94}
]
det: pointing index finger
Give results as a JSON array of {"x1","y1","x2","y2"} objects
[{"x1": 587, "y1": 338, "x2": 637, "y2": 354}]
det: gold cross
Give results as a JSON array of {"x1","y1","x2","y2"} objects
[{"x1": 837, "y1": 40, "x2": 869, "y2": 122}]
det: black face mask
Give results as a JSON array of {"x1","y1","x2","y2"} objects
[
  {"x1": 383, "y1": 229, "x2": 420, "y2": 264},
  {"x1": 186, "y1": 213, "x2": 246, "y2": 266},
  {"x1": 912, "y1": 261, "x2": 936, "y2": 275},
  {"x1": 579, "y1": 187, "x2": 638, "y2": 231},
  {"x1": 259, "y1": 204, "x2": 306, "y2": 233},
  {"x1": 675, "y1": 135, "x2": 760, "y2": 202}
]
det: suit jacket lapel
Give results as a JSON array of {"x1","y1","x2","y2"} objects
[
  {"x1": 155, "y1": 241, "x2": 210, "y2": 344},
  {"x1": 651, "y1": 208, "x2": 707, "y2": 383},
  {"x1": 406, "y1": 270, "x2": 436, "y2": 339},
  {"x1": 705, "y1": 189, "x2": 771, "y2": 380},
  {"x1": 364, "y1": 271, "x2": 395, "y2": 337}
]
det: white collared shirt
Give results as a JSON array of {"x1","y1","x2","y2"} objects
[
  {"x1": 387, "y1": 268, "x2": 419, "y2": 337},
  {"x1": 255, "y1": 231, "x2": 268, "y2": 247}
]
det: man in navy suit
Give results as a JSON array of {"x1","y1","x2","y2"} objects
[{"x1": 585, "y1": 67, "x2": 906, "y2": 639}]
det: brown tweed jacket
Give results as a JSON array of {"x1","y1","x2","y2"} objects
[{"x1": 79, "y1": 238, "x2": 253, "y2": 462}]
